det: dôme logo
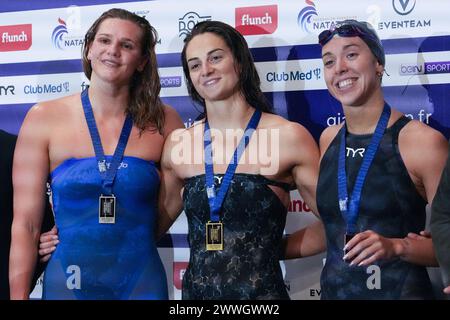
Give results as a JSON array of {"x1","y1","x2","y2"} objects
[{"x1": 178, "y1": 12, "x2": 211, "y2": 39}]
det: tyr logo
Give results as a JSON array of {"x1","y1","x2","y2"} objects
[
  {"x1": 0, "y1": 85, "x2": 15, "y2": 95},
  {"x1": 346, "y1": 147, "x2": 365, "y2": 158}
]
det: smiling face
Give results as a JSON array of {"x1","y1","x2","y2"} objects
[
  {"x1": 321, "y1": 35, "x2": 384, "y2": 108},
  {"x1": 87, "y1": 18, "x2": 146, "y2": 86},
  {"x1": 184, "y1": 32, "x2": 240, "y2": 103}
]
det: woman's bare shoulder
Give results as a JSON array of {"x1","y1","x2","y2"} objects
[{"x1": 27, "y1": 93, "x2": 80, "y2": 119}]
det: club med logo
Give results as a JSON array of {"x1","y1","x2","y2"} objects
[
  {"x1": 235, "y1": 5, "x2": 278, "y2": 35},
  {"x1": 24, "y1": 82, "x2": 70, "y2": 95},
  {"x1": 0, "y1": 24, "x2": 32, "y2": 52},
  {"x1": 173, "y1": 262, "x2": 188, "y2": 290},
  {"x1": 179, "y1": 12, "x2": 212, "y2": 39},
  {"x1": 392, "y1": 0, "x2": 416, "y2": 16},
  {"x1": 266, "y1": 68, "x2": 321, "y2": 82}
]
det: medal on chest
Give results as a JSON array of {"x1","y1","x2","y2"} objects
[
  {"x1": 99, "y1": 194, "x2": 116, "y2": 224},
  {"x1": 203, "y1": 110, "x2": 262, "y2": 251}
]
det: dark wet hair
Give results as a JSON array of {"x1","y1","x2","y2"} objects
[
  {"x1": 181, "y1": 20, "x2": 273, "y2": 114},
  {"x1": 319, "y1": 19, "x2": 385, "y2": 66}
]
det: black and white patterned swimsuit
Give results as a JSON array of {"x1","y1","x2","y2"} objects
[{"x1": 182, "y1": 173, "x2": 291, "y2": 300}]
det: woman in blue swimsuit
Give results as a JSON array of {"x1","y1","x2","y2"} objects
[
  {"x1": 39, "y1": 20, "x2": 323, "y2": 300},
  {"x1": 9, "y1": 8, "x2": 183, "y2": 300}
]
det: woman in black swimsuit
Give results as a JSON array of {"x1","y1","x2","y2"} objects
[{"x1": 158, "y1": 20, "x2": 323, "y2": 299}]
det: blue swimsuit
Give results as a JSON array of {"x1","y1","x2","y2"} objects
[{"x1": 43, "y1": 156, "x2": 168, "y2": 300}]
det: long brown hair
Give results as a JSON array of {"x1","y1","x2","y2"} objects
[
  {"x1": 82, "y1": 8, "x2": 164, "y2": 133},
  {"x1": 181, "y1": 20, "x2": 273, "y2": 114}
]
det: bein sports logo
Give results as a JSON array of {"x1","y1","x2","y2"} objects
[
  {"x1": 297, "y1": 0, "x2": 318, "y2": 33},
  {"x1": 235, "y1": 5, "x2": 278, "y2": 36},
  {"x1": 160, "y1": 76, "x2": 182, "y2": 88},
  {"x1": 399, "y1": 63, "x2": 424, "y2": 75},
  {"x1": 0, "y1": 24, "x2": 32, "y2": 52},
  {"x1": 178, "y1": 12, "x2": 211, "y2": 39},
  {"x1": 392, "y1": 0, "x2": 416, "y2": 16},
  {"x1": 399, "y1": 61, "x2": 450, "y2": 75}
]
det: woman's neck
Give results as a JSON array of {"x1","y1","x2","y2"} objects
[
  {"x1": 87, "y1": 82, "x2": 129, "y2": 118},
  {"x1": 343, "y1": 94, "x2": 386, "y2": 135},
  {"x1": 205, "y1": 96, "x2": 255, "y2": 131}
]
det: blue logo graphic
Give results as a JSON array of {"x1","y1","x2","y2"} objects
[
  {"x1": 51, "y1": 18, "x2": 68, "y2": 50},
  {"x1": 425, "y1": 61, "x2": 450, "y2": 74},
  {"x1": 24, "y1": 82, "x2": 70, "y2": 95},
  {"x1": 392, "y1": 0, "x2": 416, "y2": 16},
  {"x1": 266, "y1": 68, "x2": 321, "y2": 82},
  {"x1": 297, "y1": 0, "x2": 318, "y2": 33},
  {"x1": 160, "y1": 76, "x2": 182, "y2": 88}
]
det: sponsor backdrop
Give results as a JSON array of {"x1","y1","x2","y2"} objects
[{"x1": 1, "y1": 0, "x2": 449, "y2": 299}]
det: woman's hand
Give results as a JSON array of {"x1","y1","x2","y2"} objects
[
  {"x1": 343, "y1": 230, "x2": 405, "y2": 266},
  {"x1": 38, "y1": 226, "x2": 58, "y2": 263}
]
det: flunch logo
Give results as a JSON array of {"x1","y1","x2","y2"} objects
[
  {"x1": 235, "y1": 5, "x2": 278, "y2": 35},
  {"x1": 173, "y1": 262, "x2": 189, "y2": 290},
  {"x1": 297, "y1": 0, "x2": 318, "y2": 33},
  {"x1": 0, "y1": 24, "x2": 32, "y2": 52}
]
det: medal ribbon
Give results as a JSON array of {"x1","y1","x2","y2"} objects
[
  {"x1": 81, "y1": 88, "x2": 133, "y2": 195},
  {"x1": 204, "y1": 110, "x2": 262, "y2": 222},
  {"x1": 338, "y1": 103, "x2": 391, "y2": 235}
]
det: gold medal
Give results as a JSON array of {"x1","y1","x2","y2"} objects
[{"x1": 206, "y1": 221, "x2": 223, "y2": 251}]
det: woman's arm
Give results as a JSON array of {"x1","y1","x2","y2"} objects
[
  {"x1": 283, "y1": 122, "x2": 326, "y2": 259},
  {"x1": 9, "y1": 104, "x2": 50, "y2": 299},
  {"x1": 156, "y1": 106, "x2": 185, "y2": 239},
  {"x1": 157, "y1": 128, "x2": 186, "y2": 239}
]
